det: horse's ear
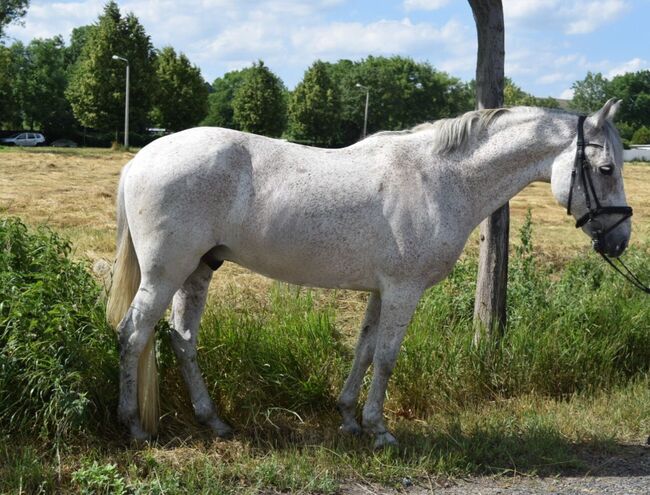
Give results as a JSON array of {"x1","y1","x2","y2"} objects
[{"x1": 588, "y1": 98, "x2": 618, "y2": 128}]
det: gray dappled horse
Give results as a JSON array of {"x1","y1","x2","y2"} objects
[{"x1": 107, "y1": 99, "x2": 630, "y2": 448}]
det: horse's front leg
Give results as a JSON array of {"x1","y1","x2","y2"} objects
[
  {"x1": 337, "y1": 292, "x2": 381, "y2": 435},
  {"x1": 361, "y1": 285, "x2": 423, "y2": 449},
  {"x1": 169, "y1": 262, "x2": 233, "y2": 438}
]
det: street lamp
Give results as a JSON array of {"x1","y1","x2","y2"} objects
[
  {"x1": 355, "y1": 83, "x2": 370, "y2": 139},
  {"x1": 112, "y1": 55, "x2": 130, "y2": 148}
]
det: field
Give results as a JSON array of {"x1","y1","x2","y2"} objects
[{"x1": 1, "y1": 146, "x2": 649, "y2": 493}]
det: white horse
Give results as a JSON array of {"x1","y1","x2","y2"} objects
[{"x1": 107, "y1": 99, "x2": 630, "y2": 448}]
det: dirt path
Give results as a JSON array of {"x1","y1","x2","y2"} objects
[{"x1": 343, "y1": 442, "x2": 650, "y2": 494}]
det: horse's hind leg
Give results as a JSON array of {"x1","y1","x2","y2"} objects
[
  {"x1": 118, "y1": 278, "x2": 179, "y2": 440},
  {"x1": 337, "y1": 292, "x2": 381, "y2": 435},
  {"x1": 169, "y1": 262, "x2": 232, "y2": 438}
]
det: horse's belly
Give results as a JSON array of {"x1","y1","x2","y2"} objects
[{"x1": 219, "y1": 242, "x2": 379, "y2": 291}]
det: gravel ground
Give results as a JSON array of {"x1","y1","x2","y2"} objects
[{"x1": 343, "y1": 442, "x2": 650, "y2": 494}]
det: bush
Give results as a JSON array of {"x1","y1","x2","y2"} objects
[
  {"x1": 631, "y1": 126, "x2": 650, "y2": 145},
  {"x1": 0, "y1": 217, "x2": 118, "y2": 440}
]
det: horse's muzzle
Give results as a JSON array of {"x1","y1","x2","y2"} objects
[{"x1": 592, "y1": 235, "x2": 628, "y2": 258}]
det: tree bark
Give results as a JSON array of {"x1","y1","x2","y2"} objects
[{"x1": 467, "y1": 0, "x2": 508, "y2": 344}]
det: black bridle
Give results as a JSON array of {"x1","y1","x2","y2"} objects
[{"x1": 567, "y1": 115, "x2": 649, "y2": 293}]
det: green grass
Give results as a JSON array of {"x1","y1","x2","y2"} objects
[{"x1": 1, "y1": 215, "x2": 649, "y2": 493}]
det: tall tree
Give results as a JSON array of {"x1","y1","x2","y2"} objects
[
  {"x1": 149, "y1": 47, "x2": 208, "y2": 131},
  {"x1": 202, "y1": 68, "x2": 252, "y2": 129},
  {"x1": 504, "y1": 77, "x2": 559, "y2": 108},
  {"x1": 0, "y1": 44, "x2": 20, "y2": 127},
  {"x1": 468, "y1": 0, "x2": 508, "y2": 344},
  {"x1": 328, "y1": 56, "x2": 473, "y2": 146},
  {"x1": 0, "y1": 0, "x2": 29, "y2": 40},
  {"x1": 232, "y1": 61, "x2": 287, "y2": 137},
  {"x1": 66, "y1": 1, "x2": 155, "y2": 138},
  {"x1": 608, "y1": 70, "x2": 650, "y2": 130},
  {"x1": 17, "y1": 36, "x2": 74, "y2": 136},
  {"x1": 570, "y1": 71, "x2": 609, "y2": 113},
  {"x1": 289, "y1": 60, "x2": 341, "y2": 146},
  {"x1": 65, "y1": 25, "x2": 94, "y2": 68}
]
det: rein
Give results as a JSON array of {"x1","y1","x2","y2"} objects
[{"x1": 567, "y1": 115, "x2": 650, "y2": 294}]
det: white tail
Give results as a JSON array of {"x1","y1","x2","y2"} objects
[{"x1": 106, "y1": 166, "x2": 159, "y2": 435}]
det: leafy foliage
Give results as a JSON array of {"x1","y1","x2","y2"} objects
[
  {"x1": 288, "y1": 60, "x2": 341, "y2": 146},
  {"x1": 149, "y1": 47, "x2": 209, "y2": 131},
  {"x1": 570, "y1": 70, "x2": 650, "y2": 139},
  {"x1": 631, "y1": 125, "x2": 650, "y2": 144},
  {"x1": 0, "y1": 217, "x2": 118, "y2": 439},
  {"x1": 232, "y1": 61, "x2": 287, "y2": 137},
  {"x1": 0, "y1": 44, "x2": 20, "y2": 127},
  {"x1": 66, "y1": 1, "x2": 156, "y2": 135},
  {"x1": 0, "y1": 0, "x2": 29, "y2": 40},
  {"x1": 328, "y1": 56, "x2": 474, "y2": 145},
  {"x1": 504, "y1": 78, "x2": 559, "y2": 108},
  {"x1": 202, "y1": 68, "x2": 252, "y2": 129},
  {"x1": 570, "y1": 71, "x2": 610, "y2": 113},
  {"x1": 12, "y1": 36, "x2": 75, "y2": 137}
]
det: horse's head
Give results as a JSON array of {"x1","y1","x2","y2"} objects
[{"x1": 551, "y1": 99, "x2": 631, "y2": 258}]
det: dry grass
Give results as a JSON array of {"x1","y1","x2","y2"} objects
[{"x1": 1, "y1": 146, "x2": 649, "y2": 334}]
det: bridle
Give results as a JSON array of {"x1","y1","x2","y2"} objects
[
  {"x1": 567, "y1": 115, "x2": 632, "y2": 246},
  {"x1": 567, "y1": 115, "x2": 649, "y2": 293}
]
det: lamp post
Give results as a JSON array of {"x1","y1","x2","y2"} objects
[
  {"x1": 355, "y1": 83, "x2": 370, "y2": 138},
  {"x1": 112, "y1": 55, "x2": 130, "y2": 148}
]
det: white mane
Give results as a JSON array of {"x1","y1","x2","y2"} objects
[{"x1": 370, "y1": 108, "x2": 509, "y2": 154}]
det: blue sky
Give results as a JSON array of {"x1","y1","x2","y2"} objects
[{"x1": 6, "y1": 0, "x2": 650, "y2": 99}]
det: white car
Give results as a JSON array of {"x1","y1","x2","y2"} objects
[{"x1": 0, "y1": 132, "x2": 46, "y2": 147}]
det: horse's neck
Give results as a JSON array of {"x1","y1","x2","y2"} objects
[{"x1": 453, "y1": 110, "x2": 574, "y2": 224}]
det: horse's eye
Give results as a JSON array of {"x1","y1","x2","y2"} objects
[{"x1": 599, "y1": 165, "x2": 614, "y2": 176}]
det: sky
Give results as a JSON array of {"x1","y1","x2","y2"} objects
[{"x1": 5, "y1": 0, "x2": 650, "y2": 99}]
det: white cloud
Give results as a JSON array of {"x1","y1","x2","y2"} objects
[
  {"x1": 504, "y1": 0, "x2": 629, "y2": 35},
  {"x1": 606, "y1": 57, "x2": 649, "y2": 78},
  {"x1": 566, "y1": 0, "x2": 628, "y2": 34},
  {"x1": 290, "y1": 18, "x2": 468, "y2": 58},
  {"x1": 404, "y1": 0, "x2": 450, "y2": 12}
]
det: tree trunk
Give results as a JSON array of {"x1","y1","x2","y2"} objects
[{"x1": 468, "y1": 0, "x2": 508, "y2": 344}]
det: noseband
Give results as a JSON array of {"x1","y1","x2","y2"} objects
[{"x1": 566, "y1": 115, "x2": 632, "y2": 249}]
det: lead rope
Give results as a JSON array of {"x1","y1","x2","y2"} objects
[{"x1": 599, "y1": 253, "x2": 650, "y2": 294}]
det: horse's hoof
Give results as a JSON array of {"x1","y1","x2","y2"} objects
[
  {"x1": 373, "y1": 431, "x2": 398, "y2": 450},
  {"x1": 206, "y1": 418, "x2": 234, "y2": 439},
  {"x1": 129, "y1": 424, "x2": 152, "y2": 444},
  {"x1": 339, "y1": 422, "x2": 362, "y2": 436}
]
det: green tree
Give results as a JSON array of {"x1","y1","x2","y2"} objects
[
  {"x1": 16, "y1": 37, "x2": 75, "y2": 137},
  {"x1": 289, "y1": 60, "x2": 341, "y2": 146},
  {"x1": 0, "y1": 0, "x2": 29, "y2": 40},
  {"x1": 569, "y1": 72, "x2": 610, "y2": 113},
  {"x1": 149, "y1": 47, "x2": 208, "y2": 131},
  {"x1": 65, "y1": 25, "x2": 94, "y2": 68},
  {"x1": 504, "y1": 78, "x2": 559, "y2": 108},
  {"x1": 0, "y1": 44, "x2": 20, "y2": 127},
  {"x1": 232, "y1": 61, "x2": 287, "y2": 137},
  {"x1": 631, "y1": 126, "x2": 650, "y2": 144},
  {"x1": 202, "y1": 68, "x2": 252, "y2": 128},
  {"x1": 66, "y1": 1, "x2": 155, "y2": 138},
  {"x1": 328, "y1": 56, "x2": 473, "y2": 145},
  {"x1": 608, "y1": 70, "x2": 650, "y2": 130}
]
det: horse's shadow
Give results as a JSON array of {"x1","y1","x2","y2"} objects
[{"x1": 154, "y1": 410, "x2": 650, "y2": 479}]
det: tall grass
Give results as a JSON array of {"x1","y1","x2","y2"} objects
[
  {"x1": 1, "y1": 213, "x2": 649, "y2": 441},
  {"x1": 0, "y1": 217, "x2": 118, "y2": 440}
]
